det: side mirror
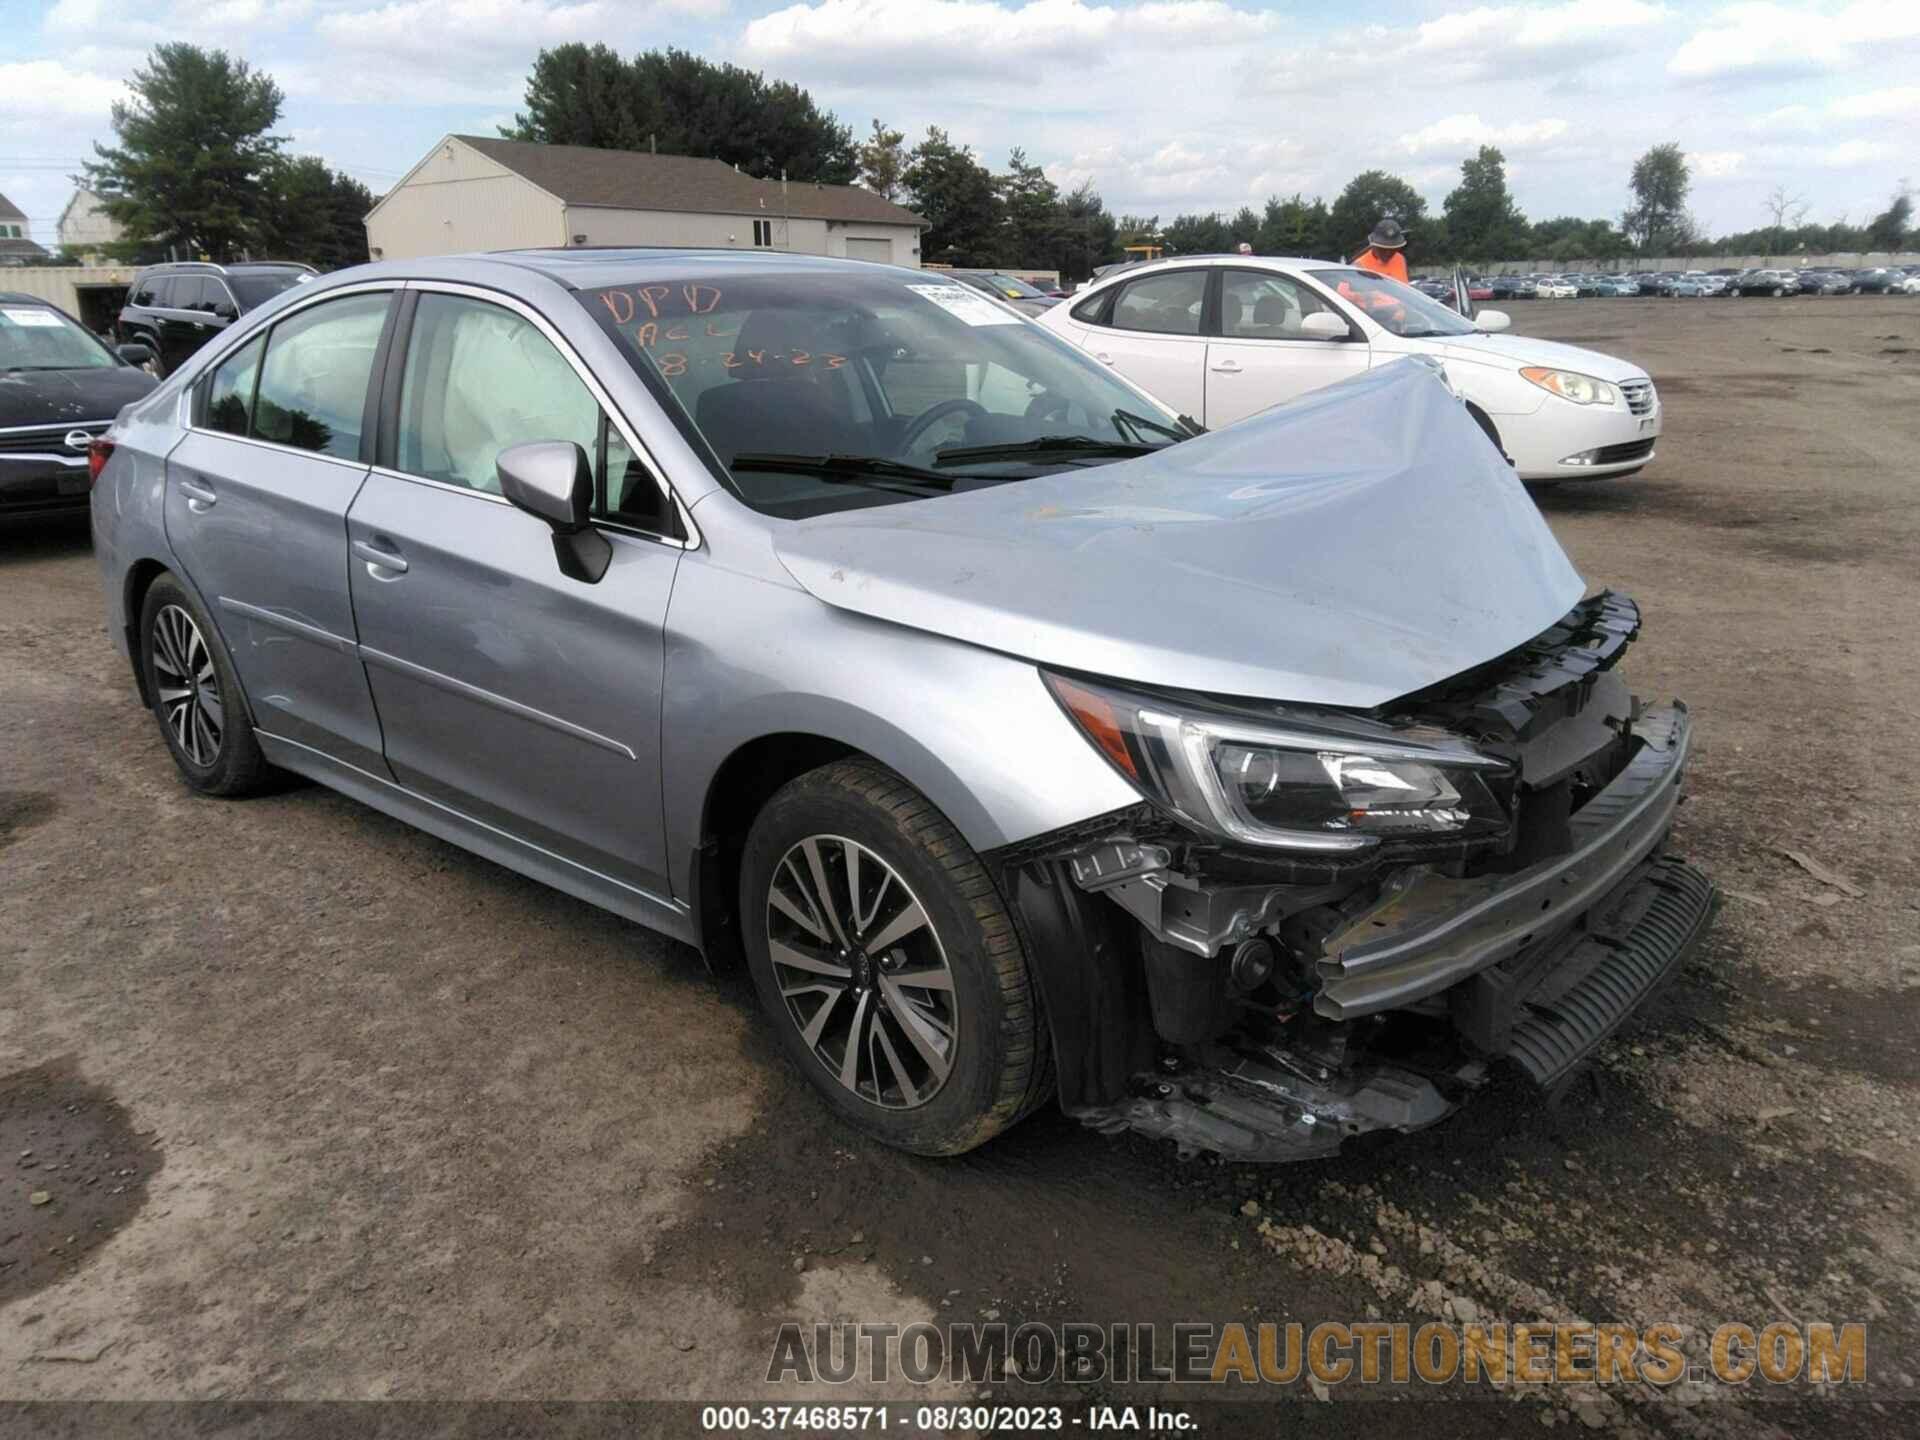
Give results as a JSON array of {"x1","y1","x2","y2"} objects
[
  {"x1": 213, "y1": 304, "x2": 238, "y2": 321},
  {"x1": 116, "y1": 341, "x2": 155, "y2": 365},
  {"x1": 497, "y1": 440, "x2": 611, "y2": 583},
  {"x1": 1299, "y1": 312, "x2": 1349, "y2": 341},
  {"x1": 1473, "y1": 309, "x2": 1511, "y2": 334}
]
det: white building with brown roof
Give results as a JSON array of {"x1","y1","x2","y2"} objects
[{"x1": 365, "y1": 135, "x2": 925, "y2": 266}]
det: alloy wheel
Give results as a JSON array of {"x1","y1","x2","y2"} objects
[
  {"x1": 152, "y1": 603, "x2": 224, "y2": 766},
  {"x1": 765, "y1": 835, "x2": 958, "y2": 1110}
]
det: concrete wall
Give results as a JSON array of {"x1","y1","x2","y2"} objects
[
  {"x1": 365, "y1": 141, "x2": 565, "y2": 260},
  {"x1": 0, "y1": 266, "x2": 137, "y2": 330}
]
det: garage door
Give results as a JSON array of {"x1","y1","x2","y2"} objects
[{"x1": 845, "y1": 239, "x2": 893, "y2": 263}]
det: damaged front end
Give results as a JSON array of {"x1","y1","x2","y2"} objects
[{"x1": 999, "y1": 593, "x2": 1717, "y2": 1161}]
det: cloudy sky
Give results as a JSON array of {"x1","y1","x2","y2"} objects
[{"x1": 2, "y1": 0, "x2": 1916, "y2": 247}]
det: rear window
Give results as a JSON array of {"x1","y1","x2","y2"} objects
[{"x1": 229, "y1": 270, "x2": 311, "y2": 308}]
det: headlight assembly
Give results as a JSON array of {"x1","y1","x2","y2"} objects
[
  {"x1": 1520, "y1": 367, "x2": 1619, "y2": 406},
  {"x1": 1046, "y1": 673, "x2": 1514, "y2": 853}
]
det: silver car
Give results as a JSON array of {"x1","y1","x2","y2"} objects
[{"x1": 91, "y1": 250, "x2": 1715, "y2": 1161}]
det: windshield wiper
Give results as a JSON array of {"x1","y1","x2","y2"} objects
[
  {"x1": 1111, "y1": 408, "x2": 1192, "y2": 444},
  {"x1": 729, "y1": 451, "x2": 959, "y2": 492},
  {"x1": 932, "y1": 435, "x2": 1161, "y2": 468}
]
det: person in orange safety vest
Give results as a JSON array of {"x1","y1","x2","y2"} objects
[{"x1": 1353, "y1": 217, "x2": 1410, "y2": 282}]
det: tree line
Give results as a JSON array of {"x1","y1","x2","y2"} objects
[
  {"x1": 512, "y1": 46, "x2": 1916, "y2": 275},
  {"x1": 76, "y1": 40, "x2": 1917, "y2": 278}
]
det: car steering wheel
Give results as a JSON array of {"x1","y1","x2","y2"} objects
[{"x1": 900, "y1": 398, "x2": 990, "y2": 456}]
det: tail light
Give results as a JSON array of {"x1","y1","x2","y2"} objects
[{"x1": 88, "y1": 436, "x2": 116, "y2": 489}]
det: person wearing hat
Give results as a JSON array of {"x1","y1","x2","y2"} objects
[{"x1": 1354, "y1": 217, "x2": 1409, "y2": 283}]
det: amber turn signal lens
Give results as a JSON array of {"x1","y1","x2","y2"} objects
[{"x1": 1047, "y1": 675, "x2": 1139, "y2": 780}]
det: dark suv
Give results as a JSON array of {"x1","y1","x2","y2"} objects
[{"x1": 117, "y1": 261, "x2": 317, "y2": 376}]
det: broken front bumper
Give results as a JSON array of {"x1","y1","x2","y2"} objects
[
  {"x1": 1317, "y1": 703, "x2": 1694, "y2": 1020},
  {"x1": 1034, "y1": 689, "x2": 1716, "y2": 1161}
]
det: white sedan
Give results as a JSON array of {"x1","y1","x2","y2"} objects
[{"x1": 1036, "y1": 256, "x2": 1661, "y2": 482}]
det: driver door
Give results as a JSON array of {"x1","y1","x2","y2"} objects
[
  {"x1": 344, "y1": 287, "x2": 685, "y2": 901},
  {"x1": 1203, "y1": 270, "x2": 1370, "y2": 428}
]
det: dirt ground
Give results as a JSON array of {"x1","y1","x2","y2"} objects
[{"x1": 2, "y1": 296, "x2": 1916, "y2": 1434}]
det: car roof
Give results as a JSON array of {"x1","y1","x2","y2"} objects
[
  {"x1": 1069, "y1": 252, "x2": 1343, "y2": 293},
  {"x1": 346, "y1": 246, "x2": 959, "y2": 293}
]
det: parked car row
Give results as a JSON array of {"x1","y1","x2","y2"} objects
[{"x1": 1454, "y1": 265, "x2": 1920, "y2": 299}]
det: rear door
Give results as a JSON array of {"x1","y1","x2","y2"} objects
[
  {"x1": 164, "y1": 285, "x2": 396, "y2": 772},
  {"x1": 343, "y1": 285, "x2": 685, "y2": 900},
  {"x1": 154, "y1": 278, "x2": 201, "y2": 371},
  {"x1": 1077, "y1": 267, "x2": 1211, "y2": 419},
  {"x1": 1202, "y1": 269, "x2": 1369, "y2": 428}
]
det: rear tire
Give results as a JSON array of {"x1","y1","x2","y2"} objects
[
  {"x1": 739, "y1": 759, "x2": 1051, "y2": 1155},
  {"x1": 139, "y1": 574, "x2": 275, "y2": 797}
]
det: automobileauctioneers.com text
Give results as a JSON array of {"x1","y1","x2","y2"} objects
[{"x1": 766, "y1": 1318, "x2": 1866, "y2": 1389}]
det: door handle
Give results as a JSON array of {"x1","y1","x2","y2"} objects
[
  {"x1": 177, "y1": 477, "x2": 216, "y2": 511},
  {"x1": 1092, "y1": 352, "x2": 1114, "y2": 365},
  {"x1": 352, "y1": 538, "x2": 409, "y2": 576},
  {"x1": 1210, "y1": 361, "x2": 1242, "y2": 374}
]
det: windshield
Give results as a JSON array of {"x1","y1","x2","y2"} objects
[
  {"x1": 1309, "y1": 268, "x2": 1478, "y2": 338},
  {"x1": 228, "y1": 270, "x2": 310, "y2": 308},
  {"x1": 578, "y1": 271, "x2": 1187, "y2": 517},
  {"x1": 0, "y1": 303, "x2": 117, "y2": 371},
  {"x1": 975, "y1": 273, "x2": 1047, "y2": 299}
]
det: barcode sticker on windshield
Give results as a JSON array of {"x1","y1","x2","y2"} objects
[
  {"x1": 1, "y1": 307, "x2": 62, "y2": 327},
  {"x1": 906, "y1": 284, "x2": 1022, "y2": 327}
]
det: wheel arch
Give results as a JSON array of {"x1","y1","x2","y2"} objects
[
  {"x1": 688, "y1": 731, "x2": 864, "y2": 971},
  {"x1": 1463, "y1": 401, "x2": 1510, "y2": 465},
  {"x1": 122, "y1": 557, "x2": 172, "y2": 705}
]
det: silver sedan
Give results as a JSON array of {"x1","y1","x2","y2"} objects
[{"x1": 92, "y1": 250, "x2": 1714, "y2": 1161}]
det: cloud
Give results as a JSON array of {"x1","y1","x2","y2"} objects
[
  {"x1": 292, "y1": 0, "x2": 651, "y2": 103},
  {"x1": 1402, "y1": 114, "x2": 1570, "y2": 156},
  {"x1": 1830, "y1": 85, "x2": 1920, "y2": 118},
  {"x1": 1691, "y1": 150, "x2": 1745, "y2": 179},
  {"x1": 1668, "y1": 1, "x2": 1920, "y2": 81},
  {"x1": 742, "y1": 0, "x2": 1275, "y2": 83},
  {"x1": 1412, "y1": 1, "x2": 1668, "y2": 56},
  {"x1": 1822, "y1": 139, "x2": 1891, "y2": 168},
  {"x1": 0, "y1": 60, "x2": 127, "y2": 120}
]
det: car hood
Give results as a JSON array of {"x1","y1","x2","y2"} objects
[
  {"x1": 771, "y1": 362, "x2": 1585, "y2": 710},
  {"x1": 0, "y1": 364, "x2": 156, "y2": 428},
  {"x1": 1435, "y1": 332, "x2": 1648, "y2": 382}
]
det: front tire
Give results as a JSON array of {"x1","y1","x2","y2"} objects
[
  {"x1": 140, "y1": 574, "x2": 274, "y2": 796},
  {"x1": 740, "y1": 759, "x2": 1051, "y2": 1155}
]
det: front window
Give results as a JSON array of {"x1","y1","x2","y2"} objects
[
  {"x1": 1219, "y1": 270, "x2": 1338, "y2": 339},
  {"x1": 228, "y1": 270, "x2": 310, "y2": 308},
  {"x1": 395, "y1": 293, "x2": 675, "y2": 534},
  {"x1": 972, "y1": 272, "x2": 1047, "y2": 300},
  {"x1": 578, "y1": 271, "x2": 1189, "y2": 518},
  {"x1": 0, "y1": 301, "x2": 117, "y2": 371},
  {"x1": 1309, "y1": 268, "x2": 1478, "y2": 339}
]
